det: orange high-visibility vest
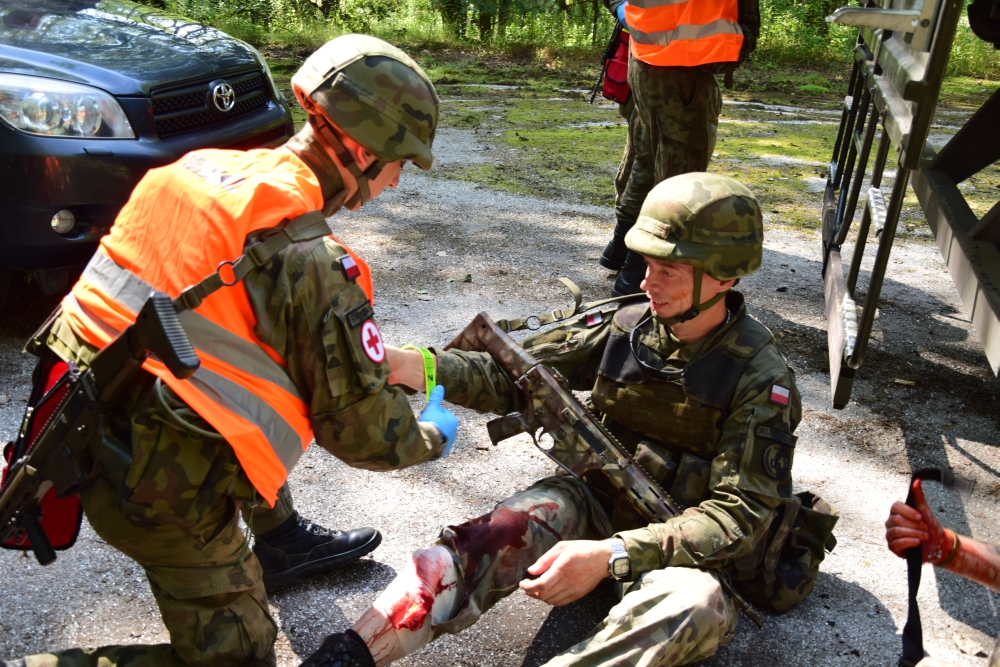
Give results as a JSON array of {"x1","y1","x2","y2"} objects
[
  {"x1": 62, "y1": 148, "x2": 373, "y2": 505},
  {"x1": 625, "y1": 0, "x2": 743, "y2": 67}
]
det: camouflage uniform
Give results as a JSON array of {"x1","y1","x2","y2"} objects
[
  {"x1": 414, "y1": 174, "x2": 823, "y2": 666},
  {"x1": 9, "y1": 35, "x2": 444, "y2": 667},
  {"x1": 600, "y1": 0, "x2": 721, "y2": 293}
]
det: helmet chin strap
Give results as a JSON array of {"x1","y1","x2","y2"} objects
[
  {"x1": 653, "y1": 268, "x2": 727, "y2": 327},
  {"x1": 309, "y1": 114, "x2": 386, "y2": 209}
]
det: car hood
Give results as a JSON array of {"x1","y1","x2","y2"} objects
[{"x1": 0, "y1": 0, "x2": 261, "y2": 96}]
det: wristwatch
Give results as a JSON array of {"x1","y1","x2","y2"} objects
[{"x1": 608, "y1": 538, "x2": 631, "y2": 581}]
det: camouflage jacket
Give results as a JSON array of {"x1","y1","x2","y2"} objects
[
  {"x1": 35, "y1": 222, "x2": 442, "y2": 478},
  {"x1": 435, "y1": 291, "x2": 801, "y2": 580}
]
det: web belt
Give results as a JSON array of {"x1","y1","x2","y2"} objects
[
  {"x1": 173, "y1": 210, "x2": 332, "y2": 313},
  {"x1": 495, "y1": 278, "x2": 647, "y2": 332}
]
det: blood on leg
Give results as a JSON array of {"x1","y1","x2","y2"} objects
[{"x1": 351, "y1": 546, "x2": 459, "y2": 665}]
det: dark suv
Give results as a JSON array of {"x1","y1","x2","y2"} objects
[{"x1": 0, "y1": 0, "x2": 295, "y2": 304}]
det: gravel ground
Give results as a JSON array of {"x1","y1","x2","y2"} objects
[{"x1": 1, "y1": 117, "x2": 998, "y2": 667}]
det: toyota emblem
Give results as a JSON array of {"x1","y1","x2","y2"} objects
[{"x1": 211, "y1": 82, "x2": 235, "y2": 112}]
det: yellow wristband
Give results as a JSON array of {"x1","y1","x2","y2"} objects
[{"x1": 401, "y1": 344, "x2": 436, "y2": 397}]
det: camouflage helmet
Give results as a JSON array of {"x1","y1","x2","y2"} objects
[
  {"x1": 292, "y1": 34, "x2": 439, "y2": 170},
  {"x1": 625, "y1": 172, "x2": 763, "y2": 281}
]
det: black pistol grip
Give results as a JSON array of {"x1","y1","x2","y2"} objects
[{"x1": 140, "y1": 293, "x2": 200, "y2": 380}]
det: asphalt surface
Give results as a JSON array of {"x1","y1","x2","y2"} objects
[{"x1": 1, "y1": 122, "x2": 998, "y2": 666}]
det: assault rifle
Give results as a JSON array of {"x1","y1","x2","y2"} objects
[
  {"x1": 0, "y1": 293, "x2": 200, "y2": 565},
  {"x1": 590, "y1": 19, "x2": 624, "y2": 104},
  {"x1": 446, "y1": 312, "x2": 765, "y2": 628}
]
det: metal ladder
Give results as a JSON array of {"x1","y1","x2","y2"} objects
[{"x1": 821, "y1": 0, "x2": 1000, "y2": 407}]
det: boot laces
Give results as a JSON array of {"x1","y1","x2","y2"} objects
[{"x1": 297, "y1": 516, "x2": 340, "y2": 537}]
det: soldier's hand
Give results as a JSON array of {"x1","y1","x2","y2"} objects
[
  {"x1": 518, "y1": 540, "x2": 612, "y2": 607},
  {"x1": 885, "y1": 479, "x2": 956, "y2": 564},
  {"x1": 386, "y1": 345, "x2": 431, "y2": 391}
]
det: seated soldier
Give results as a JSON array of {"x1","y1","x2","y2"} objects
[
  {"x1": 885, "y1": 479, "x2": 1000, "y2": 667},
  {"x1": 300, "y1": 173, "x2": 836, "y2": 667}
]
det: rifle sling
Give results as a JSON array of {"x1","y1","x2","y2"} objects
[
  {"x1": 495, "y1": 278, "x2": 646, "y2": 332},
  {"x1": 173, "y1": 210, "x2": 331, "y2": 313}
]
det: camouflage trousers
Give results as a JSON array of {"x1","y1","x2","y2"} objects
[
  {"x1": 13, "y1": 405, "x2": 296, "y2": 667},
  {"x1": 429, "y1": 476, "x2": 738, "y2": 667},
  {"x1": 616, "y1": 57, "x2": 721, "y2": 228}
]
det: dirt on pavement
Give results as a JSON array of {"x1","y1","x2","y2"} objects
[{"x1": 0, "y1": 89, "x2": 998, "y2": 667}]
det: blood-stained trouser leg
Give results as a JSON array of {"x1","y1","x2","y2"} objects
[{"x1": 430, "y1": 475, "x2": 613, "y2": 637}]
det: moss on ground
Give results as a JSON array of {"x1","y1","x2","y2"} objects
[{"x1": 262, "y1": 46, "x2": 1000, "y2": 236}]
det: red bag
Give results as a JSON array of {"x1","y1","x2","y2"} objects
[
  {"x1": 602, "y1": 30, "x2": 631, "y2": 104},
  {"x1": 1, "y1": 358, "x2": 84, "y2": 553}
]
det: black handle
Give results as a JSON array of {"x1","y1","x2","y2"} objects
[{"x1": 20, "y1": 513, "x2": 56, "y2": 566}]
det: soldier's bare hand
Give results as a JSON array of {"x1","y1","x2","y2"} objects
[
  {"x1": 885, "y1": 480, "x2": 955, "y2": 564},
  {"x1": 885, "y1": 501, "x2": 928, "y2": 557},
  {"x1": 519, "y1": 540, "x2": 612, "y2": 607},
  {"x1": 385, "y1": 346, "x2": 429, "y2": 391}
]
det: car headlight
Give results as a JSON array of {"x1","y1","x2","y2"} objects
[{"x1": 0, "y1": 73, "x2": 135, "y2": 138}]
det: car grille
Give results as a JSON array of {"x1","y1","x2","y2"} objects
[
  {"x1": 223, "y1": 126, "x2": 290, "y2": 151},
  {"x1": 151, "y1": 69, "x2": 271, "y2": 139}
]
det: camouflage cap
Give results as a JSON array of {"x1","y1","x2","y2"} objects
[
  {"x1": 292, "y1": 34, "x2": 439, "y2": 170},
  {"x1": 625, "y1": 172, "x2": 763, "y2": 280}
]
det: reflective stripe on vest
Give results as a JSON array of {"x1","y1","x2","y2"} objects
[
  {"x1": 59, "y1": 148, "x2": 374, "y2": 505},
  {"x1": 625, "y1": 0, "x2": 742, "y2": 67}
]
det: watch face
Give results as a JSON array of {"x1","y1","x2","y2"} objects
[{"x1": 612, "y1": 558, "x2": 630, "y2": 578}]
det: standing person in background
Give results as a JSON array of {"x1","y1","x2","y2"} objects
[
  {"x1": 885, "y1": 481, "x2": 1000, "y2": 667},
  {"x1": 2, "y1": 34, "x2": 460, "y2": 667},
  {"x1": 599, "y1": 0, "x2": 743, "y2": 296}
]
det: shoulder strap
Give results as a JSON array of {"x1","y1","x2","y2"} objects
[
  {"x1": 495, "y1": 278, "x2": 646, "y2": 332},
  {"x1": 173, "y1": 210, "x2": 331, "y2": 313}
]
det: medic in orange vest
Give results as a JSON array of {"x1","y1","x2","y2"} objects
[{"x1": 12, "y1": 35, "x2": 458, "y2": 667}]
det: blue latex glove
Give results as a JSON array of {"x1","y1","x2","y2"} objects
[
  {"x1": 419, "y1": 385, "x2": 459, "y2": 457},
  {"x1": 614, "y1": 2, "x2": 629, "y2": 29}
]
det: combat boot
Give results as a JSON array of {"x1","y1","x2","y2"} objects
[
  {"x1": 600, "y1": 207, "x2": 640, "y2": 271},
  {"x1": 611, "y1": 250, "x2": 646, "y2": 297},
  {"x1": 253, "y1": 512, "x2": 381, "y2": 592},
  {"x1": 300, "y1": 630, "x2": 375, "y2": 667}
]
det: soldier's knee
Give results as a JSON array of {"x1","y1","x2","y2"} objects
[{"x1": 160, "y1": 589, "x2": 277, "y2": 667}]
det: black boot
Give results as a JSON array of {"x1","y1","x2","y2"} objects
[
  {"x1": 600, "y1": 208, "x2": 639, "y2": 271},
  {"x1": 253, "y1": 512, "x2": 381, "y2": 592},
  {"x1": 299, "y1": 630, "x2": 375, "y2": 667},
  {"x1": 600, "y1": 235, "x2": 629, "y2": 271},
  {"x1": 611, "y1": 251, "x2": 647, "y2": 297}
]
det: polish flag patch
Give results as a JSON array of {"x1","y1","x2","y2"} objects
[
  {"x1": 585, "y1": 312, "x2": 604, "y2": 327},
  {"x1": 360, "y1": 320, "x2": 386, "y2": 363},
  {"x1": 770, "y1": 384, "x2": 791, "y2": 406},
  {"x1": 339, "y1": 255, "x2": 361, "y2": 281}
]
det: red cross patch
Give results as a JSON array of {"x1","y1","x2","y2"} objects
[{"x1": 360, "y1": 320, "x2": 385, "y2": 363}]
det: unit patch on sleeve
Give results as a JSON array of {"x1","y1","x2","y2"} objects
[
  {"x1": 769, "y1": 384, "x2": 791, "y2": 406},
  {"x1": 346, "y1": 301, "x2": 374, "y2": 328},
  {"x1": 762, "y1": 443, "x2": 790, "y2": 480},
  {"x1": 360, "y1": 319, "x2": 386, "y2": 363},
  {"x1": 338, "y1": 254, "x2": 361, "y2": 281}
]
